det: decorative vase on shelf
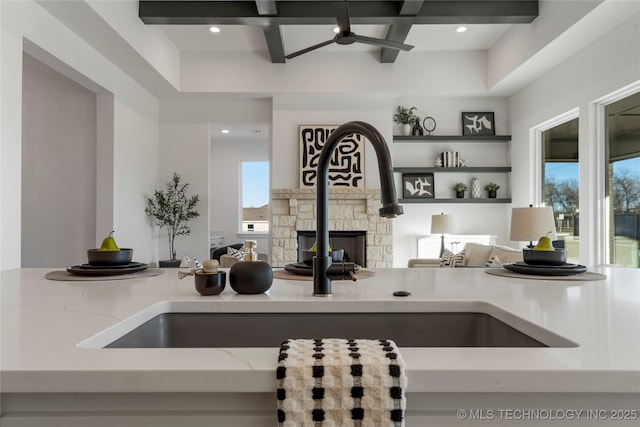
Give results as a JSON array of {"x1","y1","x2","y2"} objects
[
  {"x1": 456, "y1": 191, "x2": 465, "y2": 199},
  {"x1": 412, "y1": 121, "x2": 424, "y2": 136},
  {"x1": 402, "y1": 123, "x2": 412, "y2": 136},
  {"x1": 471, "y1": 178, "x2": 481, "y2": 199},
  {"x1": 488, "y1": 190, "x2": 497, "y2": 199}
]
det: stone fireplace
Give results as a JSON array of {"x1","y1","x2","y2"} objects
[{"x1": 271, "y1": 188, "x2": 393, "y2": 268}]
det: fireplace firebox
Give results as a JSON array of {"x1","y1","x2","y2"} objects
[{"x1": 297, "y1": 231, "x2": 367, "y2": 267}]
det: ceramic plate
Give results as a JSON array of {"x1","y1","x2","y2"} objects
[
  {"x1": 503, "y1": 262, "x2": 587, "y2": 276},
  {"x1": 67, "y1": 263, "x2": 148, "y2": 276},
  {"x1": 284, "y1": 263, "x2": 360, "y2": 276},
  {"x1": 79, "y1": 262, "x2": 143, "y2": 269},
  {"x1": 511, "y1": 262, "x2": 579, "y2": 269}
]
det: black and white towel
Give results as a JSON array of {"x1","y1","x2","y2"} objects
[{"x1": 276, "y1": 338, "x2": 407, "y2": 427}]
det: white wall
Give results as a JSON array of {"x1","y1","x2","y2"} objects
[
  {"x1": 21, "y1": 54, "x2": 97, "y2": 267},
  {"x1": 509, "y1": 10, "x2": 640, "y2": 267},
  {"x1": 390, "y1": 97, "x2": 511, "y2": 266},
  {"x1": 272, "y1": 95, "x2": 512, "y2": 267},
  {"x1": 159, "y1": 97, "x2": 272, "y2": 262},
  {"x1": 1, "y1": 1, "x2": 160, "y2": 269}
]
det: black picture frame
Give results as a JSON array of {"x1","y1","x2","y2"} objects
[
  {"x1": 402, "y1": 173, "x2": 434, "y2": 199},
  {"x1": 461, "y1": 112, "x2": 495, "y2": 136}
]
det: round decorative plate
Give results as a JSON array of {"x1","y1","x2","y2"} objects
[
  {"x1": 79, "y1": 262, "x2": 143, "y2": 270},
  {"x1": 67, "y1": 263, "x2": 148, "y2": 276},
  {"x1": 284, "y1": 262, "x2": 360, "y2": 276},
  {"x1": 503, "y1": 262, "x2": 587, "y2": 276}
]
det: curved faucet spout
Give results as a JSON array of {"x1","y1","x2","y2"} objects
[{"x1": 313, "y1": 121, "x2": 403, "y2": 297}]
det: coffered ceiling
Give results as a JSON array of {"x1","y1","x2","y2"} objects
[{"x1": 139, "y1": 0, "x2": 538, "y2": 63}]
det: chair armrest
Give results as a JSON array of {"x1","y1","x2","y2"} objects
[
  {"x1": 220, "y1": 254, "x2": 242, "y2": 268},
  {"x1": 408, "y1": 258, "x2": 441, "y2": 268}
]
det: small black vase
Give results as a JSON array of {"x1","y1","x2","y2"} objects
[
  {"x1": 488, "y1": 190, "x2": 497, "y2": 198},
  {"x1": 456, "y1": 190, "x2": 465, "y2": 199},
  {"x1": 412, "y1": 122, "x2": 424, "y2": 136},
  {"x1": 229, "y1": 261, "x2": 273, "y2": 294}
]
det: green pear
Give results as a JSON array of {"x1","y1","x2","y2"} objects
[
  {"x1": 99, "y1": 231, "x2": 120, "y2": 251},
  {"x1": 533, "y1": 232, "x2": 554, "y2": 251},
  {"x1": 309, "y1": 241, "x2": 331, "y2": 252}
]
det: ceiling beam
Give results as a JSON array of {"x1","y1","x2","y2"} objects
[
  {"x1": 255, "y1": 0, "x2": 277, "y2": 16},
  {"x1": 263, "y1": 24, "x2": 286, "y2": 63},
  {"x1": 139, "y1": 1, "x2": 538, "y2": 26},
  {"x1": 380, "y1": 1, "x2": 424, "y2": 63},
  {"x1": 255, "y1": 1, "x2": 285, "y2": 63}
]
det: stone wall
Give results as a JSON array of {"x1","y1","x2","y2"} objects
[{"x1": 271, "y1": 188, "x2": 393, "y2": 268}]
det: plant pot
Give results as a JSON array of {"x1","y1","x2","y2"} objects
[
  {"x1": 456, "y1": 191, "x2": 465, "y2": 199},
  {"x1": 159, "y1": 259, "x2": 181, "y2": 268},
  {"x1": 487, "y1": 190, "x2": 497, "y2": 198},
  {"x1": 402, "y1": 123, "x2": 412, "y2": 136}
]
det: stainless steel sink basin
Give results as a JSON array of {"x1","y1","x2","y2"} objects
[
  {"x1": 78, "y1": 301, "x2": 578, "y2": 349},
  {"x1": 106, "y1": 312, "x2": 549, "y2": 348}
]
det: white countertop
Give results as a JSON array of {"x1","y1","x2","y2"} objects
[{"x1": 1, "y1": 266, "x2": 639, "y2": 395}]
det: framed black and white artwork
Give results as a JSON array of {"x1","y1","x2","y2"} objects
[
  {"x1": 402, "y1": 173, "x2": 434, "y2": 199},
  {"x1": 461, "y1": 112, "x2": 495, "y2": 136},
  {"x1": 299, "y1": 125, "x2": 365, "y2": 188}
]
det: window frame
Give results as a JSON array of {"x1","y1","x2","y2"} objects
[{"x1": 237, "y1": 158, "x2": 270, "y2": 238}]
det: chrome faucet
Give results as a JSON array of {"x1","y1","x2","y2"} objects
[{"x1": 313, "y1": 121, "x2": 403, "y2": 296}]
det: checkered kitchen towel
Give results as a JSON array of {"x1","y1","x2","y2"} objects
[{"x1": 276, "y1": 338, "x2": 407, "y2": 427}]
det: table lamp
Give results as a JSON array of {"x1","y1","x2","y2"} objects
[
  {"x1": 510, "y1": 205, "x2": 557, "y2": 248},
  {"x1": 431, "y1": 213, "x2": 455, "y2": 257}
]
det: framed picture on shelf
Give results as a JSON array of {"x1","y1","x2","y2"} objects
[
  {"x1": 402, "y1": 173, "x2": 434, "y2": 199},
  {"x1": 462, "y1": 112, "x2": 495, "y2": 136}
]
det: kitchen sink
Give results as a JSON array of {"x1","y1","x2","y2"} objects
[
  {"x1": 78, "y1": 302, "x2": 578, "y2": 349},
  {"x1": 105, "y1": 312, "x2": 546, "y2": 348}
]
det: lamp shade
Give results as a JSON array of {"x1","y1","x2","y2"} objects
[
  {"x1": 431, "y1": 214, "x2": 455, "y2": 235},
  {"x1": 510, "y1": 206, "x2": 557, "y2": 242}
]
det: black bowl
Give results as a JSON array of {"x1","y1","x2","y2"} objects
[
  {"x1": 195, "y1": 271, "x2": 226, "y2": 296},
  {"x1": 522, "y1": 248, "x2": 567, "y2": 266},
  {"x1": 87, "y1": 248, "x2": 133, "y2": 266}
]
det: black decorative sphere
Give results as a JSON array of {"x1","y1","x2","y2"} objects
[{"x1": 229, "y1": 261, "x2": 273, "y2": 294}]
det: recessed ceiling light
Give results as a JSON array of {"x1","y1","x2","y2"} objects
[
  {"x1": 209, "y1": 26, "x2": 221, "y2": 33},
  {"x1": 221, "y1": 129, "x2": 230, "y2": 134},
  {"x1": 333, "y1": 27, "x2": 340, "y2": 33},
  {"x1": 456, "y1": 26, "x2": 467, "y2": 33}
]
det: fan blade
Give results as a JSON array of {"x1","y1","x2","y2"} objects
[
  {"x1": 333, "y1": 1, "x2": 351, "y2": 33},
  {"x1": 285, "y1": 39, "x2": 336, "y2": 60},
  {"x1": 353, "y1": 34, "x2": 414, "y2": 51}
]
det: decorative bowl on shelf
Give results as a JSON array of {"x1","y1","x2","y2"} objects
[
  {"x1": 87, "y1": 248, "x2": 133, "y2": 266},
  {"x1": 522, "y1": 248, "x2": 567, "y2": 266}
]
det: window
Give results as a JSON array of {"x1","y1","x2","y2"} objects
[
  {"x1": 240, "y1": 160, "x2": 269, "y2": 233},
  {"x1": 605, "y1": 92, "x2": 640, "y2": 268},
  {"x1": 541, "y1": 118, "x2": 579, "y2": 259}
]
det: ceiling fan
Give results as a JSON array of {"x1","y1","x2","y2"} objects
[{"x1": 285, "y1": 1, "x2": 415, "y2": 60}]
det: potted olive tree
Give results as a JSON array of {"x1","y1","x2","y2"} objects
[
  {"x1": 393, "y1": 106, "x2": 417, "y2": 136},
  {"x1": 454, "y1": 182, "x2": 468, "y2": 199},
  {"x1": 145, "y1": 172, "x2": 200, "y2": 267},
  {"x1": 484, "y1": 182, "x2": 500, "y2": 198}
]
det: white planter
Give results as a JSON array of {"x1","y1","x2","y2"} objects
[{"x1": 402, "y1": 123, "x2": 412, "y2": 136}]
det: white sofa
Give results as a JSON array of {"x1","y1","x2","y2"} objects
[{"x1": 408, "y1": 242, "x2": 523, "y2": 268}]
